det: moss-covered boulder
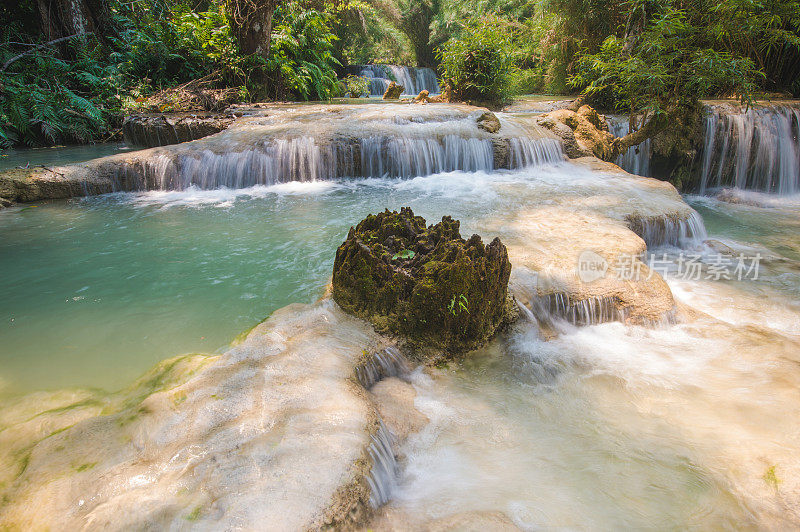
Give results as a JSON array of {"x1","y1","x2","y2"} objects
[{"x1": 332, "y1": 207, "x2": 513, "y2": 358}]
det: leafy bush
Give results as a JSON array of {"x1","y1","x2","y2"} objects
[
  {"x1": 340, "y1": 75, "x2": 370, "y2": 97},
  {"x1": 571, "y1": 7, "x2": 762, "y2": 117},
  {"x1": 111, "y1": 2, "x2": 244, "y2": 88},
  {"x1": 0, "y1": 42, "x2": 117, "y2": 147},
  {"x1": 267, "y1": 3, "x2": 341, "y2": 101},
  {"x1": 508, "y1": 68, "x2": 542, "y2": 96},
  {"x1": 436, "y1": 16, "x2": 515, "y2": 103}
]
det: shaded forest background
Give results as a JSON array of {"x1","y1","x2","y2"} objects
[{"x1": 1, "y1": 0, "x2": 798, "y2": 147}]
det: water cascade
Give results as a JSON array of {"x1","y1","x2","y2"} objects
[
  {"x1": 607, "y1": 115, "x2": 651, "y2": 176},
  {"x1": 352, "y1": 65, "x2": 441, "y2": 96},
  {"x1": 355, "y1": 346, "x2": 410, "y2": 389},
  {"x1": 532, "y1": 293, "x2": 627, "y2": 326},
  {"x1": 17, "y1": 102, "x2": 792, "y2": 530},
  {"x1": 700, "y1": 105, "x2": 800, "y2": 194},
  {"x1": 112, "y1": 108, "x2": 564, "y2": 190},
  {"x1": 626, "y1": 210, "x2": 707, "y2": 249},
  {"x1": 367, "y1": 420, "x2": 399, "y2": 508}
]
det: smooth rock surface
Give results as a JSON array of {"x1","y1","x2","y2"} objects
[{"x1": 0, "y1": 300, "x2": 391, "y2": 530}]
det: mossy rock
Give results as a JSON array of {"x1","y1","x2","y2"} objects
[
  {"x1": 382, "y1": 81, "x2": 404, "y2": 100},
  {"x1": 332, "y1": 207, "x2": 513, "y2": 358}
]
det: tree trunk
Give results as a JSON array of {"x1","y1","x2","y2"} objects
[
  {"x1": 225, "y1": 0, "x2": 281, "y2": 60},
  {"x1": 36, "y1": 0, "x2": 107, "y2": 45},
  {"x1": 612, "y1": 112, "x2": 668, "y2": 159},
  {"x1": 399, "y1": 1, "x2": 437, "y2": 68}
]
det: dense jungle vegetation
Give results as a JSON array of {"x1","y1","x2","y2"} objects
[{"x1": 1, "y1": 0, "x2": 798, "y2": 147}]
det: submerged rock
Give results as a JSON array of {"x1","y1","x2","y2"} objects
[
  {"x1": 0, "y1": 301, "x2": 394, "y2": 530},
  {"x1": 332, "y1": 207, "x2": 513, "y2": 358},
  {"x1": 476, "y1": 111, "x2": 501, "y2": 133},
  {"x1": 383, "y1": 81, "x2": 404, "y2": 100}
]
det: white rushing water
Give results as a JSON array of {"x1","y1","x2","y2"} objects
[
  {"x1": 114, "y1": 111, "x2": 564, "y2": 190},
  {"x1": 700, "y1": 105, "x2": 800, "y2": 194},
  {"x1": 380, "y1": 194, "x2": 800, "y2": 529},
  {"x1": 607, "y1": 115, "x2": 652, "y2": 177},
  {"x1": 355, "y1": 64, "x2": 441, "y2": 96}
]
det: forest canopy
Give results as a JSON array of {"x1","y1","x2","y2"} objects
[{"x1": 1, "y1": 0, "x2": 798, "y2": 146}]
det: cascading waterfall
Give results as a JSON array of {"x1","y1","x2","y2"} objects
[
  {"x1": 700, "y1": 105, "x2": 800, "y2": 194},
  {"x1": 355, "y1": 347, "x2": 409, "y2": 507},
  {"x1": 531, "y1": 293, "x2": 627, "y2": 326},
  {"x1": 607, "y1": 116, "x2": 651, "y2": 176},
  {"x1": 508, "y1": 137, "x2": 565, "y2": 168},
  {"x1": 626, "y1": 210, "x2": 708, "y2": 249},
  {"x1": 366, "y1": 420, "x2": 398, "y2": 508},
  {"x1": 355, "y1": 346, "x2": 409, "y2": 389},
  {"x1": 354, "y1": 65, "x2": 441, "y2": 96},
  {"x1": 361, "y1": 135, "x2": 494, "y2": 178},
  {"x1": 118, "y1": 132, "x2": 564, "y2": 190}
]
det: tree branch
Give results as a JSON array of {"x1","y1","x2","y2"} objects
[{"x1": 1, "y1": 33, "x2": 91, "y2": 72}]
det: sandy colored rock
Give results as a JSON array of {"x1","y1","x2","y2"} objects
[
  {"x1": 0, "y1": 300, "x2": 393, "y2": 531},
  {"x1": 536, "y1": 106, "x2": 615, "y2": 159},
  {"x1": 477, "y1": 111, "x2": 501, "y2": 133},
  {"x1": 370, "y1": 377, "x2": 429, "y2": 441},
  {"x1": 366, "y1": 508, "x2": 522, "y2": 531}
]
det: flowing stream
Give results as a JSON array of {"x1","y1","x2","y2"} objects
[{"x1": 1, "y1": 104, "x2": 799, "y2": 528}]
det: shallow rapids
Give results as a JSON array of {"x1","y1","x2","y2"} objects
[
  {"x1": 382, "y1": 194, "x2": 800, "y2": 530},
  {"x1": 2, "y1": 150, "x2": 799, "y2": 529}
]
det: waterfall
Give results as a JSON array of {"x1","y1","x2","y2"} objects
[
  {"x1": 531, "y1": 293, "x2": 627, "y2": 326},
  {"x1": 360, "y1": 135, "x2": 493, "y2": 178},
  {"x1": 354, "y1": 65, "x2": 441, "y2": 96},
  {"x1": 626, "y1": 210, "x2": 708, "y2": 249},
  {"x1": 606, "y1": 116, "x2": 651, "y2": 176},
  {"x1": 508, "y1": 137, "x2": 565, "y2": 168},
  {"x1": 700, "y1": 106, "x2": 800, "y2": 194},
  {"x1": 366, "y1": 419, "x2": 398, "y2": 508},
  {"x1": 119, "y1": 133, "x2": 563, "y2": 190},
  {"x1": 354, "y1": 346, "x2": 409, "y2": 389}
]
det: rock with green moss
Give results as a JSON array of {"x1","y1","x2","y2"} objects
[{"x1": 332, "y1": 207, "x2": 513, "y2": 358}]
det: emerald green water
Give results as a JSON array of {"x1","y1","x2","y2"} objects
[
  {"x1": 0, "y1": 176, "x2": 498, "y2": 395},
  {"x1": 0, "y1": 186, "x2": 347, "y2": 395},
  {"x1": 0, "y1": 142, "x2": 131, "y2": 171}
]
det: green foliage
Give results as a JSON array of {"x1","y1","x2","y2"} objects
[
  {"x1": 436, "y1": 15, "x2": 516, "y2": 103},
  {"x1": 508, "y1": 68, "x2": 541, "y2": 96},
  {"x1": 340, "y1": 75, "x2": 370, "y2": 97},
  {"x1": 112, "y1": 2, "x2": 243, "y2": 87},
  {"x1": 447, "y1": 294, "x2": 469, "y2": 316},
  {"x1": 267, "y1": 2, "x2": 341, "y2": 100},
  {"x1": 571, "y1": 4, "x2": 763, "y2": 119},
  {"x1": 330, "y1": 0, "x2": 414, "y2": 65},
  {"x1": 391, "y1": 249, "x2": 416, "y2": 260},
  {"x1": 0, "y1": 41, "x2": 116, "y2": 147}
]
